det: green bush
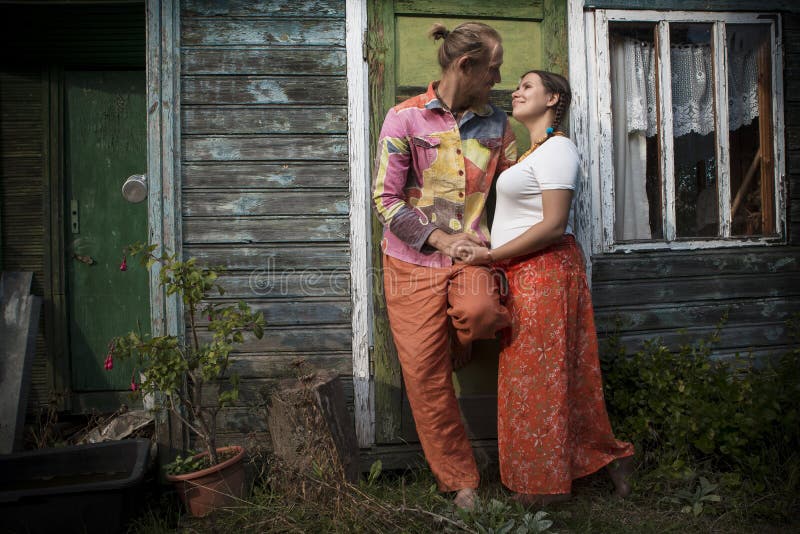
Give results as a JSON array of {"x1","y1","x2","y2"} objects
[{"x1": 600, "y1": 313, "x2": 800, "y2": 480}]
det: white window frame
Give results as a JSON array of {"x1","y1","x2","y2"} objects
[{"x1": 583, "y1": 9, "x2": 786, "y2": 254}]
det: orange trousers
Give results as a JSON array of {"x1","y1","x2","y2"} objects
[{"x1": 383, "y1": 254, "x2": 510, "y2": 492}]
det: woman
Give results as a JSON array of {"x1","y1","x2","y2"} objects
[{"x1": 461, "y1": 70, "x2": 634, "y2": 505}]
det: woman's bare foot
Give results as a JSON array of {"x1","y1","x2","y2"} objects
[
  {"x1": 454, "y1": 488, "x2": 478, "y2": 510},
  {"x1": 606, "y1": 455, "x2": 635, "y2": 498},
  {"x1": 511, "y1": 492, "x2": 571, "y2": 507}
]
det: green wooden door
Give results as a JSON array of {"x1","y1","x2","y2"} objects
[
  {"x1": 368, "y1": 0, "x2": 568, "y2": 443},
  {"x1": 65, "y1": 70, "x2": 148, "y2": 393}
]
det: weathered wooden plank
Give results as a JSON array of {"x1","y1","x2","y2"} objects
[
  {"x1": 206, "y1": 375, "x2": 355, "y2": 410},
  {"x1": 192, "y1": 299, "x2": 351, "y2": 327},
  {"x1": 182, "y1": 162, "x2": 349, "y2": 189},
  {"x1": 215, "y1": 270, "x2": 350, "y2": 299},
  {"x1": 146, "y1": 0, "x2": 166, "y2": 344},
  {"x1": 394, "y1": 0, "x2": 542, "y2": 19},
  {"x1": 788, "y1": 152, "x2": 800, "y2": 175},
  {"x1": 215, "y1": 408, "x2": 269, "y2": 434},
  {"x1": 602, "y1": 322, "x2": 792, "y2": 354},
  {"x1": 786, "y1": 68, "x2": 800, "y2": 103},
  {"x1": 346, "y1": 0, "x2": 373, "y2": 448},
  {"x1": 194, "y1": 326, "x2": 352, "y2": 353},
  {"x1": 542, "y1": 0, "x2": 568, "y2": 75},
  {"x1": 184, "y1": 244, "x2": 349, "y2": 270},
  {"x1": 368, "y1": 0, "x2": 402, "y2": 445},
  {"x1": 229, "y1": 352, "x2": 353, "y2": 379},
  {"x1": 785, "y1": 31, "x2": 800, "y2": 56},
  {"x1": 183, "y1": 190, "x2": 349, "y2": 216},
  {"x1": 182, "y1": 105, "x2": 347, "y2": 134},
  {"x1": 181, "y1": 18, "x2": 344, "y2": 46},
  {"x1": 182, "y1": 135, "x2": 348, "y2": 162},
  {"x1": 162, "y1": 0, "x2": 183, "y2": 343},
  {"x1": 594, "y1": 297, "x2": 800, "y2": 333},
  {"x1": 183, "y1": 216, "x2": 349, "y2": 243},
  {"x1": 181, "y1": 47, "x2": 346, "y2": 75},
  {"x1": 593, "y1": 273, "x2": 800, "y2": 306},
  {"x1": 182, "y1": 76, "x2": 347, "y2": 105},
  {"x1": 787, "y1": 123, "x2": 800, "y2": 148},
  {"x1": 182, "y1": 0, "x2": 344, "y2": 18},
  {"x1": 591, "y1": 248, "x2": 800, "y2": 281}
]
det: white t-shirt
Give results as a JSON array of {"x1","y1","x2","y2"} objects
[{"x1": 491, "y1": 135, "x2": 580, "y2": 249}]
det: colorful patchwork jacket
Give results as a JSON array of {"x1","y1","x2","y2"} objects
[{"x1": 372, "y1": 82, "x2": 517, "y2": 268}]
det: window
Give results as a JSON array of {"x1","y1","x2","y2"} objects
[{"x1": 590, "y1": 11, "x2": 784, "y2": 251}]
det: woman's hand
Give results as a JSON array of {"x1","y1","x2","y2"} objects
[{"x1": 455, "y1": 242, "x2": 493, "y2": 265}]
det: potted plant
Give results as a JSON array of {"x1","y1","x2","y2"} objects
[{"x1": 108, "y1": 242, "x2": 265, "y2": 516}]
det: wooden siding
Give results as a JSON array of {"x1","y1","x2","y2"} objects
[
  {"x1": 593, "y1": 246, "x2": 800, "y2": 358},
  {"x1": 179, "y1": 0, "x2": 352, "y2": 444}
]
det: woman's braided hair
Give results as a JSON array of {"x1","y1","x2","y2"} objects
[{"x1": 522, "y1": 70, "x2": 572, "y2": 132}]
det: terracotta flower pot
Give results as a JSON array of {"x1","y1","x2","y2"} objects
[{"x1": 166, "y1": 445, "x2": 246, "y2": 517}]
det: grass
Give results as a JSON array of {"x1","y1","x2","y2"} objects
[{"x1": 126, "y1": 453, "x2": 799, "y2": 534}]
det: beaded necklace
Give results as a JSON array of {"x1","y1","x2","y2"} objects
[{"x1": 517, "y1": 130, "x2": 565, "y2": 163}]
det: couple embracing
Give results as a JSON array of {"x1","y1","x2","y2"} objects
[{"x1": 372, "y1": 22, "x2": 634, "y2": 510}]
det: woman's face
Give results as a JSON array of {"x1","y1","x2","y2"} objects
[{"x1": 511, "y1": 72, "x2": 556, "y2": 123}]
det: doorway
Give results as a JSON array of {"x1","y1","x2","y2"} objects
[
  {"x1": 367, "y1": 0, "x2": 567, "y2": 444},
  {"x1": 0, "y1": 2, "x2": 147, "y2": 413}
]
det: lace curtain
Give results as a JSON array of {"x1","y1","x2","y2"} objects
[
  {"x1": 620, "y1": 37, "x2": 759, "y2": 138},
  {"x1": 611, "y1": 36, "x2": 761, "y2": 240}
]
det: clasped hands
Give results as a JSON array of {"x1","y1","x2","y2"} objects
[{"x1": 428, "y1": 230, "x2": 493, "y2": 265}]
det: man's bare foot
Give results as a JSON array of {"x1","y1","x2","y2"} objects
[
  {"x1": 606, "y1": 455, "x2": 635, "y2": 498},
  {"x1": 454, "y1": 488, "x2": 477, "y2": 510},
  {"x1": 451, "y1": 340, "x2": 473, "y2": 370},
  {"x1": 511, "y1": 492, "x2": 571, "y2": 507}
]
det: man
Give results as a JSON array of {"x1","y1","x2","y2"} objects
[{"x1": 372, "y1": 21, "x2": 516, "y2": 509}]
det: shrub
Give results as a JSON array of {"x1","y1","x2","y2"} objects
[{"x1": 600, "y1": 313, "x2": 800, "y2": 481}]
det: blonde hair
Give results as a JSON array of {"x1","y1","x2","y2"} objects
[{"x1": 428, "y1": 21, "x2": 501, "y2": 71}]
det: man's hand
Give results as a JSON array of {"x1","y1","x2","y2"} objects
[{"x1": 427, "y1": 229, "x2": 485, "y2": 259}]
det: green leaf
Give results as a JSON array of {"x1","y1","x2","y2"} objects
[{"x1": 367, "y1": 459, "x2": 382, "y2": 486}]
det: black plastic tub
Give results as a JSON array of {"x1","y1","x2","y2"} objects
[{"x1": 0, "y1": 438, "x2": 152, "y2": 534}]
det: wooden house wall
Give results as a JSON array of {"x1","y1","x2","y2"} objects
[
  {"x1": 179, "y1": 0, "x2": 352, "y2": 447},
  {"x1": 584, "y1": 2, "x2": 800, "y2": 360}
]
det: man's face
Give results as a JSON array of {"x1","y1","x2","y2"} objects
[{"x1": 461, "y1": 41, "x2": 503, "y2": 108}]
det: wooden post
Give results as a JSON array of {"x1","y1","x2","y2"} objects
[{"x1": 268, "y1": 370, "x2": 360, "y2": 483}]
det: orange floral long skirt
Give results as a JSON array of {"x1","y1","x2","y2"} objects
[{"x1": 497, "y1": 235, "x2": 634, "y2": 495}]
